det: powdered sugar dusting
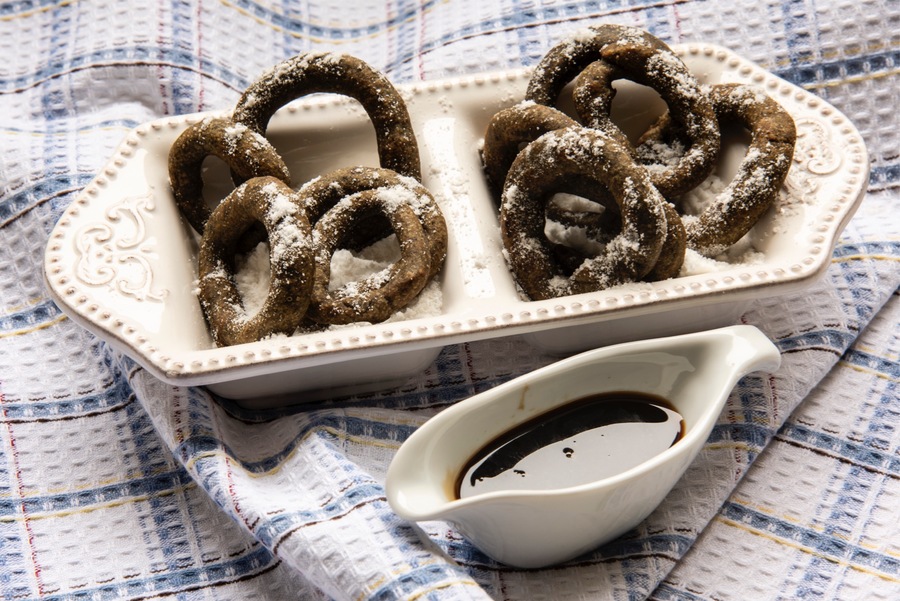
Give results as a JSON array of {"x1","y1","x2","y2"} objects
[
  {"x1": 260, "y1": 181, "x2": 310, "y2": 267},
  {"x1": 679, "y1": 172, "x2": 729, "y2": 216},
  {"x1": 328, "y1": 235, "x2": 399, "y2": 292},
  {"x1": 225, "y1": 232, "x2": 442, "y2": 331},
  {"x1": 636, "y1": 137, "x2": 686, "y2": 174},
  {"x1": 679, "y1": 243, "x2": 765, "y2": 276},
  {"x1": 645, "y1": 51, "x2": 700, "y2": 103},
  {"x1": 233, "y1": 243, "x2": 271, "y2": 316}
]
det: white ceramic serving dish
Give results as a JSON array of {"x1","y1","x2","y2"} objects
[
  {"x1": 385, "y1": 325, "x2": 782, "y2": 568},
  {"x1": 43, "y1": 44, "x2": 866, "y2": 407}
]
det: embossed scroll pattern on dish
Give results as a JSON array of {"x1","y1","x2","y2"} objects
[
  {"x1": 73, "y1": 190, "x2": 166, "y2": 303},
  {"x1": 44, "y1": 44, "x2": 868, "y2": 401}
]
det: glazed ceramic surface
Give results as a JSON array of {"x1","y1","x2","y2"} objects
[
  {"x1": 43, "y1": 45, "x2": 866, "y2": 406},
  {"x1": 385, "y1": 325, "x2": 782, "y2": 568}
]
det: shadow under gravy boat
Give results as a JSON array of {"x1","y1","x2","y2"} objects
[{"x1": 385, "y1": 325, "x2": 781, "y2": 568}]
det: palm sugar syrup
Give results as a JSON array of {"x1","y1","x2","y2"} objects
[{"x1": 456, "y1": 391, "x2": 685, "y2": 498}]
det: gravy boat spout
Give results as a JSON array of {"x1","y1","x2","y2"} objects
[{"x1": 385, "y1": 325, "x2": 781, "y2": 568}]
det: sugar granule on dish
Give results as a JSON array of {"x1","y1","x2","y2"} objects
[
  {"x1": 230, "y1": 233, "x2": 442, "y2": 330},
  {"x1": 232, "y1": 242, "x2": 272, "y2": 317},
  {"x1": 679, "y1": 241, "x2": 765, "y2": 276},
  {"x1": 328, "y1": 235, "x2": 398, "y2": 292}
]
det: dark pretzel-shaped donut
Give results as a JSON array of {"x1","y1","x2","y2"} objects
[
  {"x1": 197, "y1": 177, "x2": 315, "y2": 346},
  {"x1": 481, "y1": 102, "x2": 579, "y2": 203},
  {"x1": 527, "y1": 24, "x2": 667, "y2": 105},
  {"x1": 481, "y1": 102, "x2": 662, "y2": 279},
  {"x1": 298, "y1": 166, "x2": 447, "y2": 279},
  {"x1": 542, "y1": 177, "x2": 622, "y2": 273},
  {"x1": 232, "y1": 52, "x2": 421, "y2": 180},
  {"x1": 568, "y1": 60, "x2": 633, "y2": 146},
  {"x1": 168, "y1": 116, "x2": 291, "y2": 235},
  {"x1": 307, "y1": 187, "x2": 432, "y2": 325},
  {"x1": 501, "y1": 127, "x2": 669, "y2": 300},
  {"x1": 647, "y1": 202, "x2": 687, "y2": 280},
  {"x1": 543, "y1": 181, "x2": 686, "y2": 282},
  {"x1": 529, "y1": 24, "x2": 719, "y2": 198},
  {"x1": 481, "y1": 102, "x2": 627, "y2": 275},
  {"x1": 646, "y1": 83, "x2": 796, "y2": 256}
]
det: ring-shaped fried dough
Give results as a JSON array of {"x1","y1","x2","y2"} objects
[
  {"x1": 307, "y1": 188, "x2": 432, "y2": 325},
  {"x1": 233, "y1": 52, "x2": 421, "y2": 180},
  {"x1": 526, "y1": 24, "x2": 719, "y2": 198},
  {"x1": 197, "y1": 177, "x2": 315, "y2": 346},
  {"x1": 501, "y1": 127, "x2": 668, "y2": 300},
  {"x1": 542, "y1": 177, "x2": 621, "y2": 273},
  {"x1": 527, "y1": 24, "x2": 672, "y2": 105},
  {"x1": 665, "y1": 83, "x2": 796, "y2": 256},
  {"x1": 645, "y1": 202, "x2": 686, "y2": 280},
  {"x1": 298, "y1": 166, "x2": 447, "y2": 278},
  {"x1": 482, "y1": 104, "x2": 632, "y2": 271},
  {"x1": 168, "y1": 116, "x2": 291, "y2": 235},
  {"x1": 544, "y1": 185, "x2": 686, "y2": 282},
  {"x1": 567, "y1": 52, "x2": 719, "y2": 198},
  {"x1": 481, "y1": 102, "x2": 579, "y2": 202}
]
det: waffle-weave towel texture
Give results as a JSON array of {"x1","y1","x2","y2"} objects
[{"x1": 1, "y1": 1, "x2": 898, "y2": 599}]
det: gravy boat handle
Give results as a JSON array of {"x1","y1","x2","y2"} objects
[{"x1": 725, "y1": 324, "x2": 782, "y2": 380}]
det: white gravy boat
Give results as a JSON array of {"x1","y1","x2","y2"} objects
[{"x1": 385, "y1": 325, "x2": 781, "y2": 568}]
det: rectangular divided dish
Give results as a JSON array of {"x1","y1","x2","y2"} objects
[{"x1": 43, "y1": 44, "x2": 868, "y2": 407}]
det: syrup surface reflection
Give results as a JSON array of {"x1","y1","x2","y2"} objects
[{"x1": 457, "y1": 392, "x2": 684, "y2": 498}]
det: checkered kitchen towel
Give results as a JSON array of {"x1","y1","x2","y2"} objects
[{"x1": 1, "y1": 1, "x2": 898, "y2": 599}]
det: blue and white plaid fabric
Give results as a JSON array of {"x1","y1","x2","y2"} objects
[{"x1": 1, "y1": 1, "x2": 898, "y2": 599}]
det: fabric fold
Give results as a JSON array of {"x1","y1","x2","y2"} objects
[{"x1": 127, "y1": 188, "x2": 899, "y2": 599}]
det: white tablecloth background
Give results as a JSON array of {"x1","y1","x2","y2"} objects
[{"x1": 1, "y1": 1, "x2": 897, "y2": 599}]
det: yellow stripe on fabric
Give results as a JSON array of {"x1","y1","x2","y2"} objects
[
  {"x1": 405, "y1": 579, "x2": 484, "y2": 601},
  {"x1": 704, "y1": 441, "x2": 765, "y2": 453},
  {"x1": 730, "y1": 495, "x2": 900, "y2": 562},
  {"x1": 0, "y1": 482, "x2": 197, "y2": 523},
  {"x1": 803, "y1": 67, "x2": 900, "y2": 90},
  {"x1": 0, "y1": 314, "x2": 67, "y2": 339},
  {"x1": 0, "y1": 405, "x2": 194, "y2": 507},
  {"x1": 0, "y1": 0, "x2": 73, "y2": 22},
  {"x1": 832, "y1": 254, "x2": 900, "y2": 264},
  {"x1": 2, "y1": 296, "x2": 51, "y2": 315},
  {"x1": 319, "y1": 428, "x2": 409, "y2": 454},
  {"x1": 838, "y1": 360, "x2": 900, "y2": 382},
  {"x1": 0, "y1": 461, "x2": 180, "y2": 500},
  {"x1": 769, "y1": 38, "x2": 900, "y2": 82},
  {"x1": 716, "y1": 515, "x2": 900, "y2": 583},
  {"x1": 852, "y1": 343, "x2": 899, "y2": 362}
]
